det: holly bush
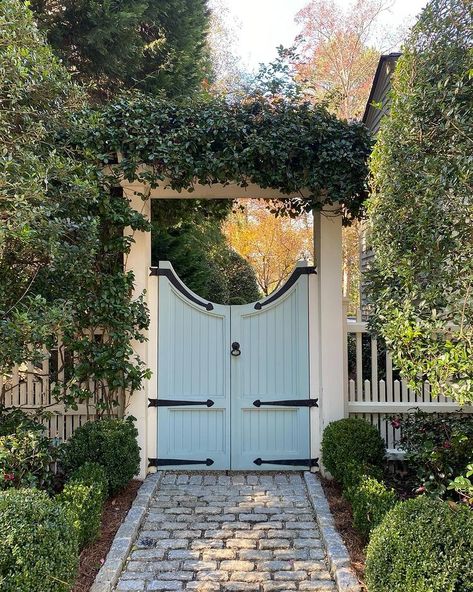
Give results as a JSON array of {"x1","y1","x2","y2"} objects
[
  {"x1": 0, "y1": 407, "x2": 57, "y2": 491},
  {"x1": 367, "y1": 0, "x2": 473, "y2": 404},
  {"x1": 393, "y1": 410, "x2": 473, "y2": 497}
]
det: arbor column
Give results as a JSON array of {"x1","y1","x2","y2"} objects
[
  {"x1": 122, "y1": 181, "x2": 152, "y2": 479},
  {"x1": 313, "y1": 206, "x2": 345, "y2": 471}
]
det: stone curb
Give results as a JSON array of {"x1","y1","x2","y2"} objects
[
  {"x1": 90, "y1": 472, "x2": 163, "y2": 592},
  {"x1": 304, "y1": 472, "x2": 361, "y2": 592}
]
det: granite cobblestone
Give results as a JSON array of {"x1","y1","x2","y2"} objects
[{"x1": 112, "y1": 473, "x2": 338, "y2": 592}]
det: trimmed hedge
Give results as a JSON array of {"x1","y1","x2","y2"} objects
[
  {"x1": 0, "y1": 488, "x2": 78, "y2": 592},
  {"x1": 63, "y1": 417, "x2": 140, "y2": 495},
  {"x1": 339, "y1": 459, "x2": 383, "y2": 496},
  {"x1": 57, "y1": 462, "x2": 108, "y2": 549},
  {"x1": 321, "y1": 418, "x2": 385, "y2": 483},
  {"x1": 349, "y1": 476, "x2": 397, "y2": 540},
  {"x1": 366, "y1": 496, "x2": 473, "y2": 592}
]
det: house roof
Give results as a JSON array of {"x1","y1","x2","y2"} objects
[{"x1": 362, "y1": 53, "x2": 401, "y2": 134}]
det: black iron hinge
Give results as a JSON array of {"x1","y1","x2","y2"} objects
[
  {"x1": 253, "y1": 457, "x2": 319, "y2": 468},
  {"x1": 253, "y1": 398, "x2": 318, "y2": 408},
  {"x1": 148, "y1": 398, "x2": 214, "y2": 408},
  {"x1": 148, "y1": 458, "x2": 214, "y2": 467}
]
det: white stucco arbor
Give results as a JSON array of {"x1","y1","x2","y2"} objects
[{"x1": 122, "y1": 178, "x2": 345, "y2": 478}]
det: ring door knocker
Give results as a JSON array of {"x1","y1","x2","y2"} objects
[{"x1": 231, "y1": 342, "x2": 241, "y2": 357}]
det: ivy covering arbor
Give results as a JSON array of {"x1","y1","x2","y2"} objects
[
  {"x1": 74, "y1": 92, "x2": 371, "y2": 224},
  {"x1": 367, "y1": 0, "x2": 473, "y2": 403}
]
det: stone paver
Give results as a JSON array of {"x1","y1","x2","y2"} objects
[{"x1": 114, "y1": 473, "x2": 336, "y2": 592}]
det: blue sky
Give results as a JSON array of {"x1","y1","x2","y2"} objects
[{"x1": 221, "y1": 0, "x2": 430, "y2": 71}]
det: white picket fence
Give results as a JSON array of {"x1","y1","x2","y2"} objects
[
  {"x1": 0, "y1": 338, "x2": 116, "y2": 442},
  {"x1": 344, "y1": 309, "x2": 473, "y2": 455}
]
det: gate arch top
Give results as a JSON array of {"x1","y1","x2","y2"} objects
[{"x1": 150, "y1": 260, "x2": 316, "y2": 311}]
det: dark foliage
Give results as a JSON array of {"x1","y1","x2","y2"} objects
[{"x1": 62, "y1": 417, "x2": 140, "y2": 495}]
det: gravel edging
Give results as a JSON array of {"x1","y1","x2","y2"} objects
[
  {"x1": 304, "y1": 471, "x2": 362, "y2": 592},
  {"x1": 90, "y1": 472, "x2": 162, "y2": 592}
]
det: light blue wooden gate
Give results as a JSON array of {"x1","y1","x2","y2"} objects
[{"x1": 153, "y1": 261, "x2": 314, "y2": 471}]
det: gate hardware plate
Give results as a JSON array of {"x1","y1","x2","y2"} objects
[
  {"x1": 150, "y1": 266, "x2": 214, "y2": 311},
  {"x1": 254, "y1": 266, "x2": 316, "y2": 309},
  {"x1": 148, "y1": 398, "x2": 214, "y2": 408},
  {"x1": 253, "y1": 398, "x2": 318, "y2": 408},
  {"x1": 253, "y1": 457, "x2": 319, "y2": 468},
  {"x1": 148, "y1": 458, "x2": 214, "y2": 467}
]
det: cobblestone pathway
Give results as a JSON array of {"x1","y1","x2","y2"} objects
[{"x1": 115, "y1": 473, "x2": 336, "y2": 592}]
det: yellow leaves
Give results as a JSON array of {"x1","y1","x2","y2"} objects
[{"x1": 223, "y1": 199, "x2": 314, "y2": 296}]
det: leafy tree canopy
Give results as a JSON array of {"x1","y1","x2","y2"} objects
[
  {"x1": 152, "y1": 201, "x2": 261, "y2": 305},
  {"x1": 0, "y1": 0, "x2": 150, "y2": 412},
  {"x1": 30, "y1": 0, "x2": 211, "y2": 100},
  {"x1": 73, "y1": 92, "x2": 371, "y2": 224},
  {"x1": 367, "y1": 0, "x2": 473, "y2": 404}
]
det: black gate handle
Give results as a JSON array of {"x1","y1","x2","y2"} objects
[{"x1": 231, "y1": 342, "x2": 241, "y2": 356}]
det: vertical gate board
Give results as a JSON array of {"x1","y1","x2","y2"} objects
[
  {"x1": 157, "y1": 272, "x2": 231, "y2": 469},
  {"x1": 230, "y1": 277, "x2": 311, "y2": 470}
]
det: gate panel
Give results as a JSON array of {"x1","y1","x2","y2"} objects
[
  {"x1": 156, "y1": 263, "x2": 231, "y2": 470},
  {"x1": 230, "y1": 269, "x2": 312, "y2": 470}
]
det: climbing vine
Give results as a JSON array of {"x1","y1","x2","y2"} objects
[{"x1": 73, "y1": 93, "x2": 372, "y2": 224}]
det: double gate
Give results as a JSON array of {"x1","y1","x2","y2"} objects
[{"x1": 150, "y1": 262, "x2": 316, "y2": 471}]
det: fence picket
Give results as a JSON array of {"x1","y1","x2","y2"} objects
[{"x1": 345, "y1": 309, "x2": 472, "y2": 451}]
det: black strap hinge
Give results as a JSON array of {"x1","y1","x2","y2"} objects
[
  {"x1": 148, "y1": 458, "x2": 214, "y2": 467},
  {"x1": 148, "y1": 398, "x2": 214, "y2": 408},
  {"x1": 253, "y1": 398, "x2": 318, "y2": 408},
  {"x1": 254, "y1": 457, "x2": 319, "y2": 468}
]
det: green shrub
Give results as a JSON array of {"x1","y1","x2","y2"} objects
[
  {"x1": 366, "y1": 496, "x2": 473, "y2": 592},
  {"x1": 393, "y1": 410, "x2": 473, "y2": 497},
  {"x1": 0, "y1": 407, "x2": 58, "y2": 490},
  {"x1": 63, "y1": 417, "x2": 140, "y2": 495},
  {"x1": 340, "y1": 459, "x2": 383, "y2": 496},
  {"x1": 349, "y1": 476, "x2": 397, "y2": 540},
  {"x1": 57, "y1": 462, "x2": 108, "y2": 549},
  {"x1": 321, "y1": 418, "x2": 385, "y2": 483},
  {"x1": 0, "y1": 488, "x2": 78, "y2": 592}
]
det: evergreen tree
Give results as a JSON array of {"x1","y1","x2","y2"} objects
[{"x1": 30, "y1": 0, "x2": 210, "y2": 99}]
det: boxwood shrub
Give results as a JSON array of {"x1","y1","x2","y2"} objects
[
  {"x1": 321, "y1": 418, "x2": 385, "y2": 483},
  {"x1": 57, "y1": 462, "x2": 108, "y2": 549},
  {"x1": 349, "y1": 475, "x2": 397, "y2": 540},
  {"x1": 62, "y1": 417, "x2": 140, "y2": 495},
  {"x1": 366, "y1": 496, "x2": 473, "y2": 592},
  {"x1": 0, "y1": 488, "x2": 78, "y2": 592},
  {"x1": 339, "y1": 459, "x2": 383, "y2": 497}
]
